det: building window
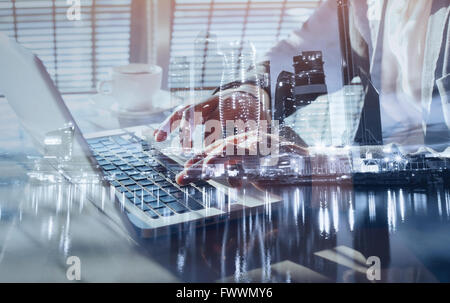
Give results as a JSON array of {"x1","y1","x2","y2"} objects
[
  {"x1": 0, "y1": 0, "x2": 133, "y2": 94},
  {"x1": 169, "y1": 0, "x2": 322, "y2": 92}
]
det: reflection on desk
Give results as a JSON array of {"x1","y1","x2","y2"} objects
[
  {"x1": 140, "y1": 184, "x2": 449, "y2": 282},
  {"x1": 1, "y1": 96, "x2": 450, "y2": 282}
]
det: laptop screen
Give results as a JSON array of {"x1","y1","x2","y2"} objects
[{"x1": 0, "y1": 33, "x2": 101, "y2": 180}]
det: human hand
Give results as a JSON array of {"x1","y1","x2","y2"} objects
[
  {"x1": 175, "y1": 130, "x2": 309, "y2": 187},
  {"x1": 153, "y1": 92, "x2": 268, "y2": 151}
]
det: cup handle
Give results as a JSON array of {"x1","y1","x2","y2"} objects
[{"x1": 96, "y1": 80, "x2": 112, "y2": 95}]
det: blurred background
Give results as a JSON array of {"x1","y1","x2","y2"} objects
[{"x1": 0, "y1": 0, "x2": 322, "y2": 95}]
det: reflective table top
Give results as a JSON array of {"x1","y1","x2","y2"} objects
[{"x1": 0, "y1": 95, "x2": 449, "y2": 282}]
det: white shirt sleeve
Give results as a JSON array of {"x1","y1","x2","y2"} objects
[{"x1": 264, "y1": 0, "x2": 343, "y2": 100}]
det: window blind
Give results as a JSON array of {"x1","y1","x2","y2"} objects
[
  {"x1": 0, "y1": 0, "x2": 132, "y2": 94},
  {"x1": 169, "y1": 0, "x2": 322, "y2": 92}
]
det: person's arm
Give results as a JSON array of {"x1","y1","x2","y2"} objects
[
  {"x1": 264, "y1": 0, "x2": 342, "y2": 98},
  {"x1": 437, "y1": 75, "x2": 450, "y2": 130},
  {"x1": 154, "y1": 0, "x2": 343, "y2": 151},
  {"x1": 215, "y1": 0, "x2": 343, "y2": 115}
]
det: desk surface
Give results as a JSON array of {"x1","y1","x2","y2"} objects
[{"x1": 0, "y1": 95, "x2": 449, "y2": 282}]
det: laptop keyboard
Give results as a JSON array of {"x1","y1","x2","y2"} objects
[{"x1": 87, "y1": 134, "x2": 223, "y2": 220}]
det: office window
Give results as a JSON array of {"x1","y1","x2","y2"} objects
[
  {"x1": 169, "y1": 0, "x2": 322, "y2": 91},
  {"x1": 0, "y1": 0, "x2": 132, "y2": 93}
]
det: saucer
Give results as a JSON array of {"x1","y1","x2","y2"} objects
[{"x1": 89, "y1": 90, "x2": 181, "y2": 118}]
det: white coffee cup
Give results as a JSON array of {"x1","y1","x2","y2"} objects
[{"x1": 96, "y1": 64, "x2": 162, "y2": 112}]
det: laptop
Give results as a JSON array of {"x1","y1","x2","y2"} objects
[{"x1": 0, "y1": 34, "x2": 281, "y2": 237}]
